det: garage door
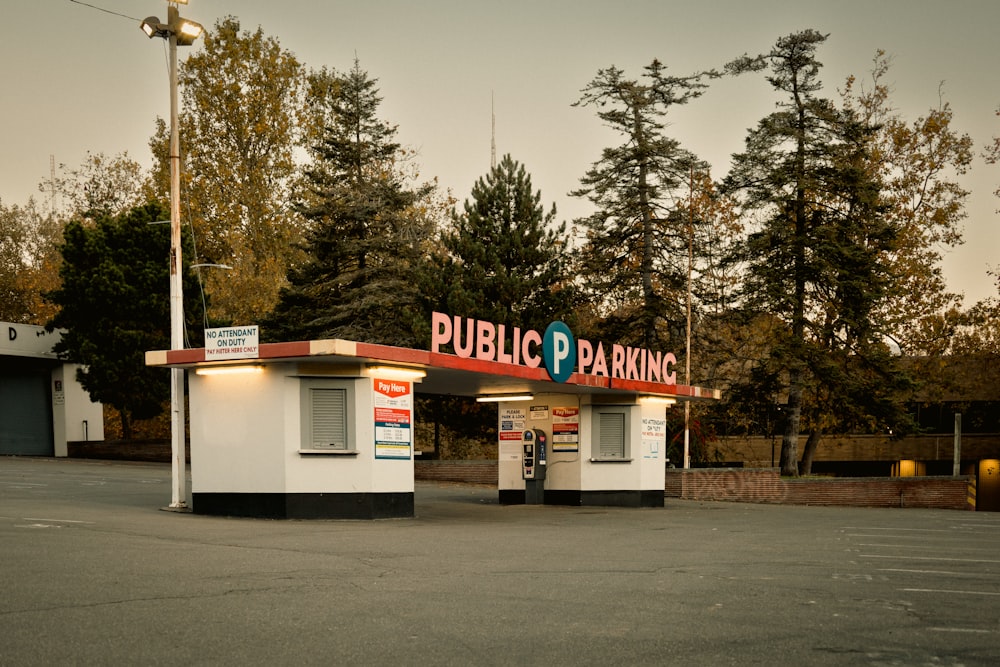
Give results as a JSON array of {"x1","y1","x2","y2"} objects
[{"x1": 0, "y1": 371, "x2": 53, "y2": 456}]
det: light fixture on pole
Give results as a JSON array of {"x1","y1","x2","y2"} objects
[{"x1": 140, "y1": 0, "x2": 203, "y2": 510}]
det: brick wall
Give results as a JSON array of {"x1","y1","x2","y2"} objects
[
  {"x1": 414, "y1": 460, "x2": 498, "y2": 485},
  {"x1": 67, "y1": 439, "x2": 176, "y2": 462},
  {"x1": 666, "y1": 468, "x2": 974, "y2": 511},
  {"x1": 715, "y1": 433, "x2": 1000, "y2": 468}
]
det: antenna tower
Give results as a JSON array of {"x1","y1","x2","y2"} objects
[{"x1": 49, "y1": 155, "x2": 57, "y2": 218}]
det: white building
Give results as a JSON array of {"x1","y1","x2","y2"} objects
[{"x1": 0, "y1": 322, "x2": 104, "y2": 456}]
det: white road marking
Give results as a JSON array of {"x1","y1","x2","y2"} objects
[
  {"x1": 857, "y1": 542, "x2": 1000, "y2": 552},
  {"x1": 842, "y1": 527, "x2": 950, "y2": 532},
  {"x1": 927, "y1": 627, "x2": 995, "y2": 634},
  {"x1": 23, "y1": 518, "x2": 94, "y2": 524},
  {"x1": 862, "y1": 554, "x2": 1000, "y2": 564},
  {"x1": 879, "y1": 568, "x2": 1000, "y2": 578},
  {"x1": 902, "y1": 588, "x2": 1000, "y2": 596}
]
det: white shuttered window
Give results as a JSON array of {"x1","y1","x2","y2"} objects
[
  {"x1": 310, "y1": 388, "x2": 347, "y2": 449},
  {"x1": 598, "y1": 412, "x2": 625, "y2": 458},
  {"x1": 592, "y1": 407, "x2": 630, "y2": 460}
]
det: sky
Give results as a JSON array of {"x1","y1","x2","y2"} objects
[{"x1": 4, "y1": 0, "x2": 999, "y2": 304}]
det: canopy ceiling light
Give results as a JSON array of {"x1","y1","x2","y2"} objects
[
  {"x1": 366, "y1": 365, "x2": 427, "y2": 380},
  {"x1": 195, "y1": 365, "x2": 264, "y2": 376},
  {"x1": 638, "y1": 395, "x2": 677, "y2": 406},
  {"x1": 476, "y1": 394, "x2": 534, "y2": 403}
]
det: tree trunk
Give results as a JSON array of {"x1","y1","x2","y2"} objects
[
  {"x1": 779, "y1": 367, "x2": 802, "y2": 476},
  {"x1": 799, "y1": 429, "x2": 821, "y2": 476},
  {"x1": 120, "y1": 408, "x2": 132, "y2": 441}
]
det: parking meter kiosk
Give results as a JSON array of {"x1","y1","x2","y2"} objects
[{"x1": 522, "y1": 428, "x2": 547, "y2": 504}]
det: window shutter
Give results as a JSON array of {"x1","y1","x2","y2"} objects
[
  {"x1": 311, "y1": 388, "x2": 347, "y2": 449},
  {"x1": 598, "y1": 412, "x2": 625, "y2": 458}
]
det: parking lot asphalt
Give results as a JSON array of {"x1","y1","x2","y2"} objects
[{"x1": 2, "y1": 456, "x2": 999, "y2": 666}]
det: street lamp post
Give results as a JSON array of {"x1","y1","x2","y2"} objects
[{"x1": 141, "y1": 2, "x2": 203, "y2": 509}]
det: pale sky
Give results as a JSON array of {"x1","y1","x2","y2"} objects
[{"x1": 4, "y1": 0, "x2": 999, "y2": 304}]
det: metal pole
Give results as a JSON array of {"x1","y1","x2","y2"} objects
[
  {"x1": 683, "y1": 168, "x2": 693, "y2": 469},
  {"x1": 953, "y1": 412, "x2": 962, "y2": 477},
  {"x1": 167, "y1": 3, "x2": 187, "y2": 509}
]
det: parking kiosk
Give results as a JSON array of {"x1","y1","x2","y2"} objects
[{"x1": 145, "y1": 313, "x2": 720, "y2": 518}]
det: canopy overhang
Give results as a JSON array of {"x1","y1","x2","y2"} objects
[{"x1": 146, "y1": 339, "x2": 721, "y2": 402}]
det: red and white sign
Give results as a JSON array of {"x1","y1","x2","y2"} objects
[
  {"x1": 552, "y1": 406, "x2": 580, "y2": 451},
  {"x1": 373, "y1": 378, "x2": 412, "y2": 459}
]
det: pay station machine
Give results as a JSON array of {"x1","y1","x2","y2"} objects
[{"x1": 522, "y1": 428, "x2": 547, "y2": 504}]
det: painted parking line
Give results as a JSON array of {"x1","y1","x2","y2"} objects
[
  {"x1": 928, "y1": 627, "x2": 996, "y2": 634},
  {"x1": 857, "y1": 542, "x2": 1000, "y2": 552},
  {"x1": 879, "y1": 568, "x2": 1000, "y2": 578},
  {"x1": 841, "y1": 527, "x2": 952, "y2": 532},
  {"x1": 861, "y1": 554, "x2": 1000, "y2": 564},
  {"x1": 902, "y1": 588, "x2": 1000, "y2": 596}
]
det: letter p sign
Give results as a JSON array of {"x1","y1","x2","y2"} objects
[{"x1": 543, "y1": 321, "x2": 576, "y2": 383}]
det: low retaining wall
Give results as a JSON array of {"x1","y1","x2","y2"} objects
[
  {"x1": 65, "y1": 450, "x2": 974, "y2": 511},
  {"x1": 67, "y1": 439, "x2": 177, "y2": 463},
  {"x1": 414, "y1": 460, "x2": 498, "y2": 485},
  {"x1": 666, "y1": 468, "x2": 975, "y2": 511}
]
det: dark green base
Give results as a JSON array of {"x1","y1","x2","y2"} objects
[{"x1": 193, "y1": 492, "x2": 414, "y2": 519}]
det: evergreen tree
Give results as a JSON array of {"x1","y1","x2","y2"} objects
[
  {"x1": 264, "y1": 60, "x2": 433, "y2": 346},
  {"x1": 572, "y1": 60, "x2": 715, "y2": 352},
  {"x1": 44, "y1": 202, "x2": 203, "y2": 439},
  {"x1": 425, "y1": 154, "x2": 574, "y2": 333},
  {"x1": 725, "y1": 30, "x2": 910, "y2": 475}
]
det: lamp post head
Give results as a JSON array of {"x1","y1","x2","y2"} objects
[
  {"x1": 139, "y1": 7, "x2": 203, "y2": 47},
  {"x1": 140, "y1": 16, "x2": 169, "y2": 39},
  {"x1": 175, "y1": 19, "x2": 204, "y2": 46}
]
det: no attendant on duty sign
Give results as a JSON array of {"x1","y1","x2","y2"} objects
[{"x1": 204, "y1": 326, "x2": 259, "y2": 360}]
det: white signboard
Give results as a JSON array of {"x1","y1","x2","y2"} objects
[
  {"x1": 499, "y1": 407, "x2": 527, "y2": 442},
  {"x1": 204, "y1": 326, "x2": 259, "y2": 360},
  {"x1": 530, "y1": 405, "x2": 549, "y2": 420},
  {"x1": 641, "y1": 417, "x2": 666, "y2": 459}
]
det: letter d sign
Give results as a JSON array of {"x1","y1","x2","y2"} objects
[{"x1": 543, "y1": 321, "x2": 576, "y2": 383}]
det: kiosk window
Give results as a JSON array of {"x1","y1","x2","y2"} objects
[
  {"x1": 310, "y1": 388, "x2": 347, "y2": 449},
  {"x1": 593, "y1": 408, "x2": 628, "y2": 459},
  {"x1": 300, "y1": 378, "x2": 358, "y2": 455}
]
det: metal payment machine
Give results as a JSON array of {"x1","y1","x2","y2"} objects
[{"x1": 522, "y1": 428, "x2": 547, "y2": 504}]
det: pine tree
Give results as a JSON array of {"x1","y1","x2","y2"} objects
[
  {"x1": 725, "y1": 30, "x2": 911, "y2": 475},
  {"x1": 572, "y1": 60, "x2": 715, "y2": 352},
  {"x1": 264, "y1": 60, "x2": 433, "y2": 346},
  {"x1": 426, "y1": 154, "x2": 574, "y2": 332}
]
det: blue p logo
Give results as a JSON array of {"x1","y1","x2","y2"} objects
[{"x1": 543, "y1": 321, "x2": 576, "y2": 383}]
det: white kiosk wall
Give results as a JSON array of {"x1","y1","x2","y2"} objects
[
  {"x1": 188, "y1": 363, "x2": 414, "y2": 519},
  {"x1": 497, "y1": 393, "x2": 667, "y2": 507}
]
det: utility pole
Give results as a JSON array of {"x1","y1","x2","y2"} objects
[{"x1": 684, "y1": 167, "x2": 694, "y2": 469}]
